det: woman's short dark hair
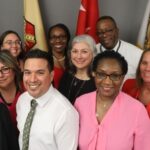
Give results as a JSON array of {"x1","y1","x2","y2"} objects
[{"x1": 92, "y1": 50, "x2": 128, "y2": 75}]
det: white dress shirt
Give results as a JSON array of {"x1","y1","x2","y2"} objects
[
  {"x1": 17, "y1": 85, "x2": 79, "y2": 150},
  {"x1": 96, "y1": 40, "x2": 142, "y2": 82}
]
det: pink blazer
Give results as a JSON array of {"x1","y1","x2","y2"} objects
[{"x1": 75, "y1": 91, "x2": 150, "y2": 150}]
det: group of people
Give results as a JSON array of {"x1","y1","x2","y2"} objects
[{"x1": 0, "y1": 15, "x2": 150, "y2": 150}]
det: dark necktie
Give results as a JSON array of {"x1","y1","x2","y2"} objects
[{"x1": 22, "y1": 99, "x2": 37, "y2": 150}]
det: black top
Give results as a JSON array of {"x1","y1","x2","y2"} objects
[
  {"x1": 58, "y1": 71, "x2": 96, "y2": 104},
  {"x1": 0, "y1": 103, "x2": 19, "y2": 150}
]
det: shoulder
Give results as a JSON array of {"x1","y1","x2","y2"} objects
[
  {"x1": 16, "y1": 91, "x2": 31, "y2": 108},
  {"x1": 75, "y1": 91, "x2": 96, "y2": 108},
  {"x1": 50, "y1": 87, "x2": 78, "y2": 114},
  {"x1": 85, "y1": 78, "x2": 96, "y2": 89},
  {"x1": 60, "y1": 71, "x2": 73, "y2": 82},
  {"x1": 122, "y1": 78, "x2": 136, "y2": 90},
  {"x1": 17, "y1": 91, "x2": 30, "y2": 101},
  {"x1": 118, "y1": 92, "x2": 150, "y2": 132},
  {"x1": 122, "y1": 79, "x2": 139, "y2": 97},
  {"x1": 118, "y1": 92, "x2": 144, "y2": 109},
  {"x1": 121, "y1": 40, "x2": 142, "y2": 53},
  {"x1": 62, "y1": 71, "x2": 72, "y2": 78}
]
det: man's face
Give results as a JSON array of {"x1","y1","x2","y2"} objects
[
  {"x1": 96, "y1": 19, "x2": 119, "y2": 49},
  {"x1": 23, "y1": 58, "x2": 54, "y2": 98}
]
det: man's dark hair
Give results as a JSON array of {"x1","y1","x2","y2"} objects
[
  {"x1": 97, "y1": 16, "x2": 117, "y2": 28},
  {"x1": 92, "y1": 50, "x2": 128, "y2": 75},
  {"x1": 24, "y1": 48, "x2": 54, "y2": 71}
]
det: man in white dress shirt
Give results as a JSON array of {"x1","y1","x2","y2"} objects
[
  {"x1": 16, "y1": 49, "x2": 79, "y2": 150},
  {"x1": 96, "y1": 16, "x2": 142, "y2": 82}
]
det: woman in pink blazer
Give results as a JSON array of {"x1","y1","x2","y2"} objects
[{"x1": 75, "y1": 50, "x2": 150, "y2": 150}]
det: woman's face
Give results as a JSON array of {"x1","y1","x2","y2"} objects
[
  {"x1": 140, "y1": 51, "x2": 150, "y2": 83},
  {"x1": 0, "y1": 62, "x2": 15, "y2": 89},
  {"x1": 71, "y1": 42, "x2": 93, "y2": 71},
  {"x1": 1, "y1": 33, "x2": 21, "y2": 58},
  {"x1": 93, "y1": 58, "x2": 124, "y2": 99},
  {"x1": 49, "y1": 27, "x2": 68, "y2": 54}
]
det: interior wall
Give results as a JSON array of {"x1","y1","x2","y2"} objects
[{"x1": 0, "y1": 0, "x2": 148, "y2": 44}]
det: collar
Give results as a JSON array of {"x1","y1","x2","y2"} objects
[
  {"x1": 100, "y1": 40, "x2": 121, "y2": 52},
  {"x1": 29, "y1": 85, "x2": 54, "y2": 107}
]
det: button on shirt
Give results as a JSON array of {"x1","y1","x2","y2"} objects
[{"x1": 17, "y1": 85, "x2": 79, "y2": 150}]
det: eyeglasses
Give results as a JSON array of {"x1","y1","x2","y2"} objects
[
  {"x1": 0, "y1": 67, "x2": 10, "y2": 74},
  {"x1": 4, "y1": 40, "x2": 21, "y2": 46},
  {"x1": 50, "y1": 35, "x2": 67, "y2": 41},
  {"x1": 97, "y1": 28, "x2": 116, "y2": 37},
  {"x1": 95, "y1": 71, "x2": 123, "y2": 81}
]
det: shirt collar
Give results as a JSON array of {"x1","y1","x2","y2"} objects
[
  {"x1": 101, "y1": 40, "x2": 120, "y2": 52},
  {"x1": 29, "y1": 85, "x2": 54, "y2": 107}
]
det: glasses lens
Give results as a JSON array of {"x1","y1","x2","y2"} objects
[
  {"x1": 96, "y1": 72, "x2": 107, "y2": 79},
  {"x1": 15, "y1": 41, "x2": 21, "y2": 45},
  {"x1": 97, "y1": 28, "x2": 115, "y2": 37},
  {"x1": 1, "y1": 67, "x2": 10, "y2": 74},
  {"x1": 50, "y1": 35, "x2": 67, "y2": 41},
  {"x1": 110, "y1": 74, "x2": 122, "y2": 81},
  {"x1": 4, "y1": 40, "x2": 21, "y2": 46},
  {"x1": 95, "y1": 72, "x2": 122, "y2": 81}
]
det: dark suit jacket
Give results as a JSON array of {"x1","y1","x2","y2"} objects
[{"x1": 0, "y1": 103, "x2": 19, "y2": 150}]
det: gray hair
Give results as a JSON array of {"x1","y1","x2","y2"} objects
[{"x1": 71, "y1": 34, "x2": 97, "y2": 56}]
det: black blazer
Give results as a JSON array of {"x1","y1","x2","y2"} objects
[{"x1": 0, "y1": 103, "x2": 19, "y2": 150}]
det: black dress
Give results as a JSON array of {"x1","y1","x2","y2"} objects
[
  {"x1": 59, "y1": 71, "x2": 96, "y2": 104},
  {"x1": 0, "y1": 103, "x2": 19, "y2": 150}
]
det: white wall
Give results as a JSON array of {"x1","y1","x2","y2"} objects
[{"x1": 0, "y1": 0, "x2": 148, "y2": 44}]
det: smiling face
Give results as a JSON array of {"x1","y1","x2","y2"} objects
[
  {"x1": 1, "y1": 33, "x2": 21, "y2": 58},
  {"x1": 49, "y1": 27, "x2": 68, "y2": 54},
  {"x1": 23, "y1": 58, "x2": 54, "y2": 98},
  {"x1": 140, "y1": 51, "x2": 150, "y2": 84},
  {"x1": 93, "y1": 58, "x2": 124, "y2": 99},
  {"x1": 96, "y1": 19, "x2": 119, "y2": 49},
  {"x1": 0, "y1": 62, "x2": 15, "y2": 89},
  {"x1": 71, "y1": 42, "x2": 93, "y2": 71}
]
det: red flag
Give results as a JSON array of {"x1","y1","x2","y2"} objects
[
  {"x1": 76, "y1": 0, "x2": 99, "y2": 42},
  {"x1": 24, "y1": 0, "x2": 48, "y2": 51}
]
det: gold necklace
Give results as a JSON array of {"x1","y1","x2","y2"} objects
[
  {"x1": 53, "y1": 55, "x2": 65, "y2": 62},
  {"x1": 96, "y1": 97, "x2": 114, "y2": 117}
]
